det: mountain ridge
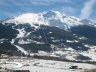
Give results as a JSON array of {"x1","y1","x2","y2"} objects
[
  {"x1": 3, "y1": 11, "x2": 95, "y2": 30},
  {"x1": 0, "y1": 11, "x2": 96, "y2": 61}
]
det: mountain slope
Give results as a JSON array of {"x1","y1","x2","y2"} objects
[{"x1": 0, "y1": 11, "x2": 96, "y2": 61}]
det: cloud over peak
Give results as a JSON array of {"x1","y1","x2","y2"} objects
[{"x1": 80, "y1": 0, "x2": 96, "y2": 19}]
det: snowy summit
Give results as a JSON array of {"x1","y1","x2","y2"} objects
[{"x1": 3, "y1": 11, "x2": 91, "y2": 30}]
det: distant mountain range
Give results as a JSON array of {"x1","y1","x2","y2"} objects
[{"x1": 0, "y1": 11, "x2": 96, "y2": 61}]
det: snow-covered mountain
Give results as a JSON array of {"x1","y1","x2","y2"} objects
[
  {"x1": 0, "y1": 11, "x2": 96, "y2": 61},
  {"x1": 3, "y1": 11, "x2": 90, "y2": 30}
]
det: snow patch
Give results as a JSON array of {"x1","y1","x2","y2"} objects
[
  {"x1": 14, "y1": 45, "x2": 28, "y2": 55},
  {"x1": 16, "y1": 28, "x2": 26, "y2": 38},
  {"x1": 4, "y1": 13, "x2": 49, "y2": 26},
  {"x1": 66, "y1": 40, "x2": 79, "y2": 43}
]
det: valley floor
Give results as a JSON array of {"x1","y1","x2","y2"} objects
[{"x1": 0, "y1": 56, "x2": 96, "y2": 72}]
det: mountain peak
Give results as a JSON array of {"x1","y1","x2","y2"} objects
[
  {"x1": 43, "y1": 11, "x2": 65, "y2": 19},
  {"x1": 3, "y1": 13, "x2": 49, "y2": 26},
  {"x1": 2, "y1": 11, "x2": 95, "y2": 30}
]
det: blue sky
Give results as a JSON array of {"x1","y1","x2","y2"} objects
[{"x1": 0, "y1": 0, "x2": 96, "y2": 21}]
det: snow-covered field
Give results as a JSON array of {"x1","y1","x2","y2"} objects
[{"x1": 0, "y1": 57, "x2": 96, "y2": 72}]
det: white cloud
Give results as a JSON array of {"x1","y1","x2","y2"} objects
[
  {"x1": 29, "y1": 0, "x2": 72, "y2": 6},
  {"x1": 0, "y1": 0, "x2": 9, "y2": 6},
  {"x1": 0, "y1": 0, "x2": 72, "y2": 6},
  {"x1": 80, "y1": 0, "x2": 96, "y2": 19},
  {"x1": 32, "y1": 0, "x2": 72, "y2": 3}
]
